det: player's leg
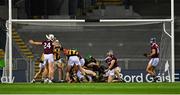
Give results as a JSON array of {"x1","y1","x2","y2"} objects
[
  {"x1": 152, "y1": 67, "x2": 156, "y2": 76},
  {"x1": 114, "y1": 67, "x2": 124, "y2": 82},
  {"x1": 66, "y1": 57, "x2": 74, "y2": 82},
  {"x1": 84, "y1": 69, "x2": 97, "y2": 82},
  {"x1": 49, "y1": 64, "x2": 54, "y2": 81},
  {"x1": 57, "y1": 61, "x2": 64, "y2": 82},
  {"x1": 77, "y1": 70, "x2": 87, "y2": 82},
  {"x1": 151, "y1": 58, "x2": 159, "y2": 81},
  {"x1": 67, "y1": 56, "x2": 84, "y2": 83},
  {"x1": 31, "y1": 69, "x2": 44, "y2": 83},
  {"x1": 107, "y1": 69, "x2": 115, "y2": 83},
  {"x1": 83, "y1": 68, "x2": 96, "y2": 76},
  {"x1": 71, "y1": 56, "x2": 85, "y2": 75},
  {"x1": 146, "y1": 64, "x2": 155, "y2": 76},
  {"x1": 152, "y1": 67, "x2": 159, "y2": 81},
  {"x1": 114, "y1": 67, "x2": 121, "y2": 77},
  {"x1": 108, "y1": 75, "x2": 113, "y2": 83},
  {"x1": 65, "y1": 66, "x2": 70, "y2": 81},
  {"x1": 38, "y1": 53, "x2": 47, "y2": 82},
  {"x1": 41, "y1": 54, "x2": 50, "y2": 82},
  {"x1": 48, "y1": 62, "x2": 54, "y2": 82},
  {"x1": 31, "y1": 62, "x2": 44, "y2": 83},
  {"x1": 42, "y1": 64, "x2": 49, "y2": 82},
  {"x1": 47, "y1": 54, "x2": 55, "y2": 82},
  {"x1": 33, "y1": 66, "x2": 44, "y2": 79},
  {"x1": 146, "y1": 59, "x2": 155, "y2": 76},
  {"x1": 31, "y1": 54, "x2": 45, "y2": 83}
]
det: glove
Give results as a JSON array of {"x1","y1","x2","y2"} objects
[{"x1": 143, "y1": 53, "x2": 148, "y2": 57}]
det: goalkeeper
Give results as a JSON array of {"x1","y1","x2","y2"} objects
[{"x1": 144, "y1": 37, "x2": 159, "y2": 82}]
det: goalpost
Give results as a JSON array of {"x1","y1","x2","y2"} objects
[{"x1": 3, "y1": 0, "x2": 174, "y2": 83}]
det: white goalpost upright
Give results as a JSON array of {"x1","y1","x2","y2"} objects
[
  {"x1": 6, "y1": 0, "x2": 174, "y2": 83},
  {"x1": 171, "y1": 0, "x2": 175, "y2": 82},
  {"x1": 8, "y1": 0, "x2": 13, "y2": 83}
]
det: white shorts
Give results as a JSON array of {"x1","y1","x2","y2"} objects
[
  {"x1": 39, "y1": 63, "x2": 45, "y2": 69},
  {"x1": 105, "y1": 69, "x2": 115, "y2": 76},
  {"x1": 149, "y1": 58, "x2": 159, "y2": 67},
  {"x1": 77, "y1": 70, "x2": 84, "y2": 79},
  {"x1": 79, "y1": 58, "x2": 85, "y2": 66},
  {"x1": 77, "y1": 71, "x2": 93, "y2": 82},
  {"x1": 43, "y1": 54, "x2": 54, "y2": 65},
  {"x1": 68, "y1": 56, "x2": 81, "y2": 66}
]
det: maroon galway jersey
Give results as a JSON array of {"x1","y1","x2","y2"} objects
[
  {"x1": 151, "y1": 43, "x2": 159, "y2": 58},
  {"x1": 42, "y1": 40, "x2": 53, "y2": 54},
  {"x1": 105, "y1": 55, "x2": 118, "y2": 70}
]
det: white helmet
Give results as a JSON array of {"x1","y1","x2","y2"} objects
[
  {"x1": 55, "y1": 40, "x2": 59, "y2": 42},
  {"x1": 107, "y1": 50, "x2": 113, "y2": 56},
  {"x1": 46, "y1": 34, "x2": 55, "y2": 41}
]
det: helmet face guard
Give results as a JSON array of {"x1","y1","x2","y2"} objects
[
  {"x1": 46, "y1": 34, "x2": 55, "y2": 41},
  {"x1": 150, "y1": 37, "x2": 156, "y2": 44}
]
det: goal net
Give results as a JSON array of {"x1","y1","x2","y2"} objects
[{"x1": 3, "y1": 20, "x2": 173, "y2": 83}]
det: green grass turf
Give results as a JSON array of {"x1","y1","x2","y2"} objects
[{"x1": 0, "y1": 83, "x2": 180, "y2": 94}]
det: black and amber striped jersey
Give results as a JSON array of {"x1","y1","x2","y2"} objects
[
  {"x1": 63, "y1": 49, "x2": 79, "y2": 57},
  {"x1": 53, "y1": 46, "x2": 61, "y2": 61}
]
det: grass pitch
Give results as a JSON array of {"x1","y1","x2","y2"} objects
[{"x1": 0, "y1": 83, "x2": 180, "y2": 94}]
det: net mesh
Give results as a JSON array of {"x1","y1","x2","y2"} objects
[
  {"x1": 158, "y1": 22, "x2": 172, "y2": 82},
  {"x1": 4, "y1": 21, "x2": 173, "y2": 82}
]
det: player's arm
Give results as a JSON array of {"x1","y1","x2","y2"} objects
[
  {"x1": 144, "y1": 49, "x2": 156, "y2": 58},
  {"x1": 148, "y1": 49, "x2": 156, "y2": 57},
  {"x1": 29, "y1": 40, "x2": 42, "y2": 45},
  {"x1": 108, "y1": 59, "x2": 115, "y2": 70},
  {"x1": 105, "y1": 59, "x2": 115, "y2": 72}
]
